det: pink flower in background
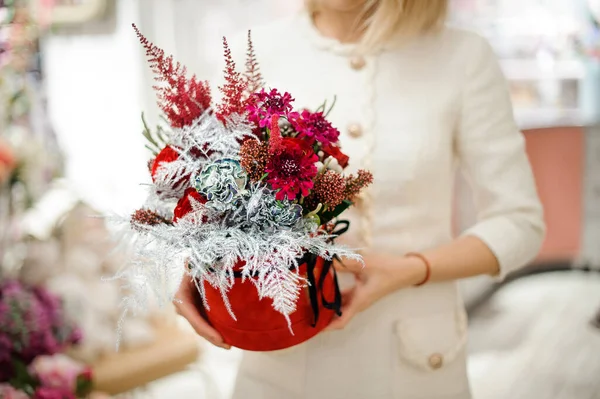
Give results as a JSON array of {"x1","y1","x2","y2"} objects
[
  {"x1": 29, "y1": 354, "x2": 85, "y2": 392},
  {"x1": 33, "y1": 386, "x2": 76, "y2": 399},
  {"x1": 0, "y1": 280, "x2": 81, "y2": 369},
  {"x1": 0, "y1": 384, "x2": 29, "y2": 399}
]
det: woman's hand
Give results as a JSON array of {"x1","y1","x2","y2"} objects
[
  {"x1": 173, "y1": 272, "x2": 231, "y2": 350},
  {"x1": 325, "y1": 253, "x2": 426, "y2": 331}
]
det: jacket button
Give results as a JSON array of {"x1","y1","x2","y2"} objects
[
  {"x1": 347, "y1": 123, "x2": 363, "y2": 138},
  {"x1": 350, "y1": 56, "x2": 366, "y2": 70},
  {"x1": 428, "y1": 353, "x2": 444, "y2": 370}
]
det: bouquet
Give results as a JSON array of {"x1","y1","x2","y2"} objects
[
  {"x1": 115, "y1": 26, "x2": 373, "y2": 351},
  {"x1": 0, "y1": 280, "x2": 93, "y2": 398}
]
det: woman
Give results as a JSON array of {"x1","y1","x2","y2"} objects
[{"x1": 174, "y1": 1, "x2": 546, "y2": 398}]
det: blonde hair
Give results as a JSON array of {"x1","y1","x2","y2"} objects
[{"x1": 306, "y1": 0, "x2": 448, "y2": 50}]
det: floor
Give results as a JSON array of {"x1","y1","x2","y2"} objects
[
  {"x1": 136, "y1": 271, "x2": 600, "y2": 399},
  {"x1": 467, "y1": 271, "x2": 600, "y2": 399}
]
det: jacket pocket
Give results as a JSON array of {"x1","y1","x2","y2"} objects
[{"x1": 392, "y1": 307, "x2": 470, "y2": 397}]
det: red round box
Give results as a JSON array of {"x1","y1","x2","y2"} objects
[{"x1": 202, "y1": 257, "x2": 337, "y2": 352}]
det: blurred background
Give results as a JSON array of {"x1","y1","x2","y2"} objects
[{"x1": 1, "y1": 0, "x2": 600, "y2": 398}]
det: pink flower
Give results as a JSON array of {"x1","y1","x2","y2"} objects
[
  {"x1": 266, "y1": 138, "x2": 318, "y2": 201},
  {"x1": 0, "y1": 384, "x2": 29, "y2": 399},
  {"x1": 29, "y1": 354, "x2": 85, "y2": 392},
  {"x1": 292, "y1": 110, "x2": 340, "y2": 146},
  {"x1": 33, "y1": 386, "x2": 76, "y2": 399},
  {"x1": 247, "y1": 88, "x2": 296, "y2": 128}
]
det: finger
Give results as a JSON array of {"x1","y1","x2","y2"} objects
[
  {"x1": 334, "y1": 257, "x2": 365, "y2": 275},
  {"x1": 325, "y1": 306, "x2": 357, "y2": 331},
  {"x1": 174, "y1": 279, "x2": 231, "y2": 349},
  {"x1": 176, "y1": 302, "x2": 231, "y2": 349},
  {"x1": 174, "y1": 279, "x2": 231, "y2": 350},
  {"x1": 340, "y1": 287, "x2": 355, "y2": 307},
  {"x1": 324, "y1": 290, "x2": 360, "y2": 331}
]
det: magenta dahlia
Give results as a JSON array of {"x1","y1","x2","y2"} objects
[
  {"x1": 266, "y1": 138, "x2": 318, "y2": 201},
  {"x1": 292, "y1": 110, "x2": 340, "y2": 146},
  {"x1": 247, "y1": 88, "x2": 296, "y2": 128}
]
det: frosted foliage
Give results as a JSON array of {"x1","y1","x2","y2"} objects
[{"x1": 152, "y1": 111, "x2": 253, "y2": 200}]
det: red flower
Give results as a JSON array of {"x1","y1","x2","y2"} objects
[
  {"x1": 78, "y1": 367, "x2": 93, "y2": 382},
  {"x1": 321, "y1": 143, "x2": 349, "y2": 169},
  {"x1": 247, "y1": 89, "x2": 296, "y2": 128},
  {"x1": 174, "y1": 188, "x2": 208, "y2": 222},
  {"x1": 33, "y1": 387, "x2": 75, "y2": 399},
  {"x1": 266, "y1": 138, "x2": 318, "y2": 201},
  {"x1": 150, "y1": 145, "x2": 180, "y2": 180},
  {"x1": 292, "y1": 110, "x2": 340, "y2": 146}
]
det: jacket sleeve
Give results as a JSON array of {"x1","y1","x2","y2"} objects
[{"x1": 456, "y1": 34, "x2": 546, "y2": 280}]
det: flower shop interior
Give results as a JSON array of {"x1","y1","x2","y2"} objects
[{"x1": 1, "y1": 0, "x2": 600, "y2": 398}]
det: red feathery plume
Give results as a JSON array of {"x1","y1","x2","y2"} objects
[
  {"x1": 131, "y1": 209, "x2": 172, "y2": 232},
  {"x1": 217, "y1": 37, "x2": 248, "y2": 123},
  {"x1": 344, "y1": 170, "x2": 374, "y2": 201},
  {"x1": 133, "y1": 24, "x2": 211, "y2": 128},
  {"x1": 244, "y1": 30, "x2": 264, "y2": 97}
]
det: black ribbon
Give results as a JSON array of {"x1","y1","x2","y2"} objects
[{"x1": 229, "y1": 220, "x2": 349, "y2": 328}]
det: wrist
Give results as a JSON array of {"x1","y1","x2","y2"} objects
[
  {"x1": 379, "y1": 254, "x2": 429, "y2": 291},
  {"x1": 404, "y1": 255, "x2": 430, "y2": 286}
]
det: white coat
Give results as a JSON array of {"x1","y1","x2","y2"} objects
[{"x1": 229, "y1": 10, "x2": 545, "y2": 399}]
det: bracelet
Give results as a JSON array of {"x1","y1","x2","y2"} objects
[{"x1": 405, "y1": 252, "x2": 431, "y2": 287}]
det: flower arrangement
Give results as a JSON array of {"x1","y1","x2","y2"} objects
[
  {"x1": 0, "y1": 280, "x2": 92, "y2": 398},
  {"x1": 115, "y1": 26, "x2": 372, "y2": 350}
]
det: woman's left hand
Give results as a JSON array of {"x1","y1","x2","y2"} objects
[{"x1": 325, "y1": 253, "x2": 426, "y2": 331}]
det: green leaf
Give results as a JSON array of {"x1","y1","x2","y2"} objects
[
  {"x1": 315, "y1": 99, "x2": 326, "y2": 114},
  {"x1": 9, "y1": 359, "x2": 39, "y2": 393},
  {"x1": 75, "y1": 373, "x2": 94, "y2": 396},
  {"x1": 155, "y1": 125, "x2": 169, "y2": 146},
  {"x1": 319, "y1": 199, "x2": 353, "y2": 226},
  {"x1": 324, "y1": 95, "x2": 337, "y2": 118},
  {"x1": 145, "y1": 144, "x2": 159, "y2": 155},
  {"x1": 141, "y1": 113, "x2": 163, "y2": 153}
]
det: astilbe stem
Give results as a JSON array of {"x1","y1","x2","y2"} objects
[
  {"x1": 217, "y1": 37, "x2": 248, "y2": 123},
  {"x1": 244, "y1": 30, "x2": 264, "y2": 97},
  {"x1": 133, "y1": 24, "x2": 211, "y2": 129}
]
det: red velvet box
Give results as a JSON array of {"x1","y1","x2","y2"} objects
[{"x1": 202, "y1": 256, "x2": 339, "y2": 351}]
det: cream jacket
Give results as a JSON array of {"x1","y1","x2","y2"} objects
[{"x1": 229, "y1": 11, "x2": 545, "y2": 399}]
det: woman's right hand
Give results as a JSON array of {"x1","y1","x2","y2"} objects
[{"x1": 174, "y1": 272, "x2": 231, "y2": 350}]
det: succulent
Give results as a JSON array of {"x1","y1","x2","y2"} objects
[
  {"x1": 245, "y1": 186, "x2": 302, "y2": 232},
  {"x1": 194, "y1": 159, "x2": 248, "y2": 211}
]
